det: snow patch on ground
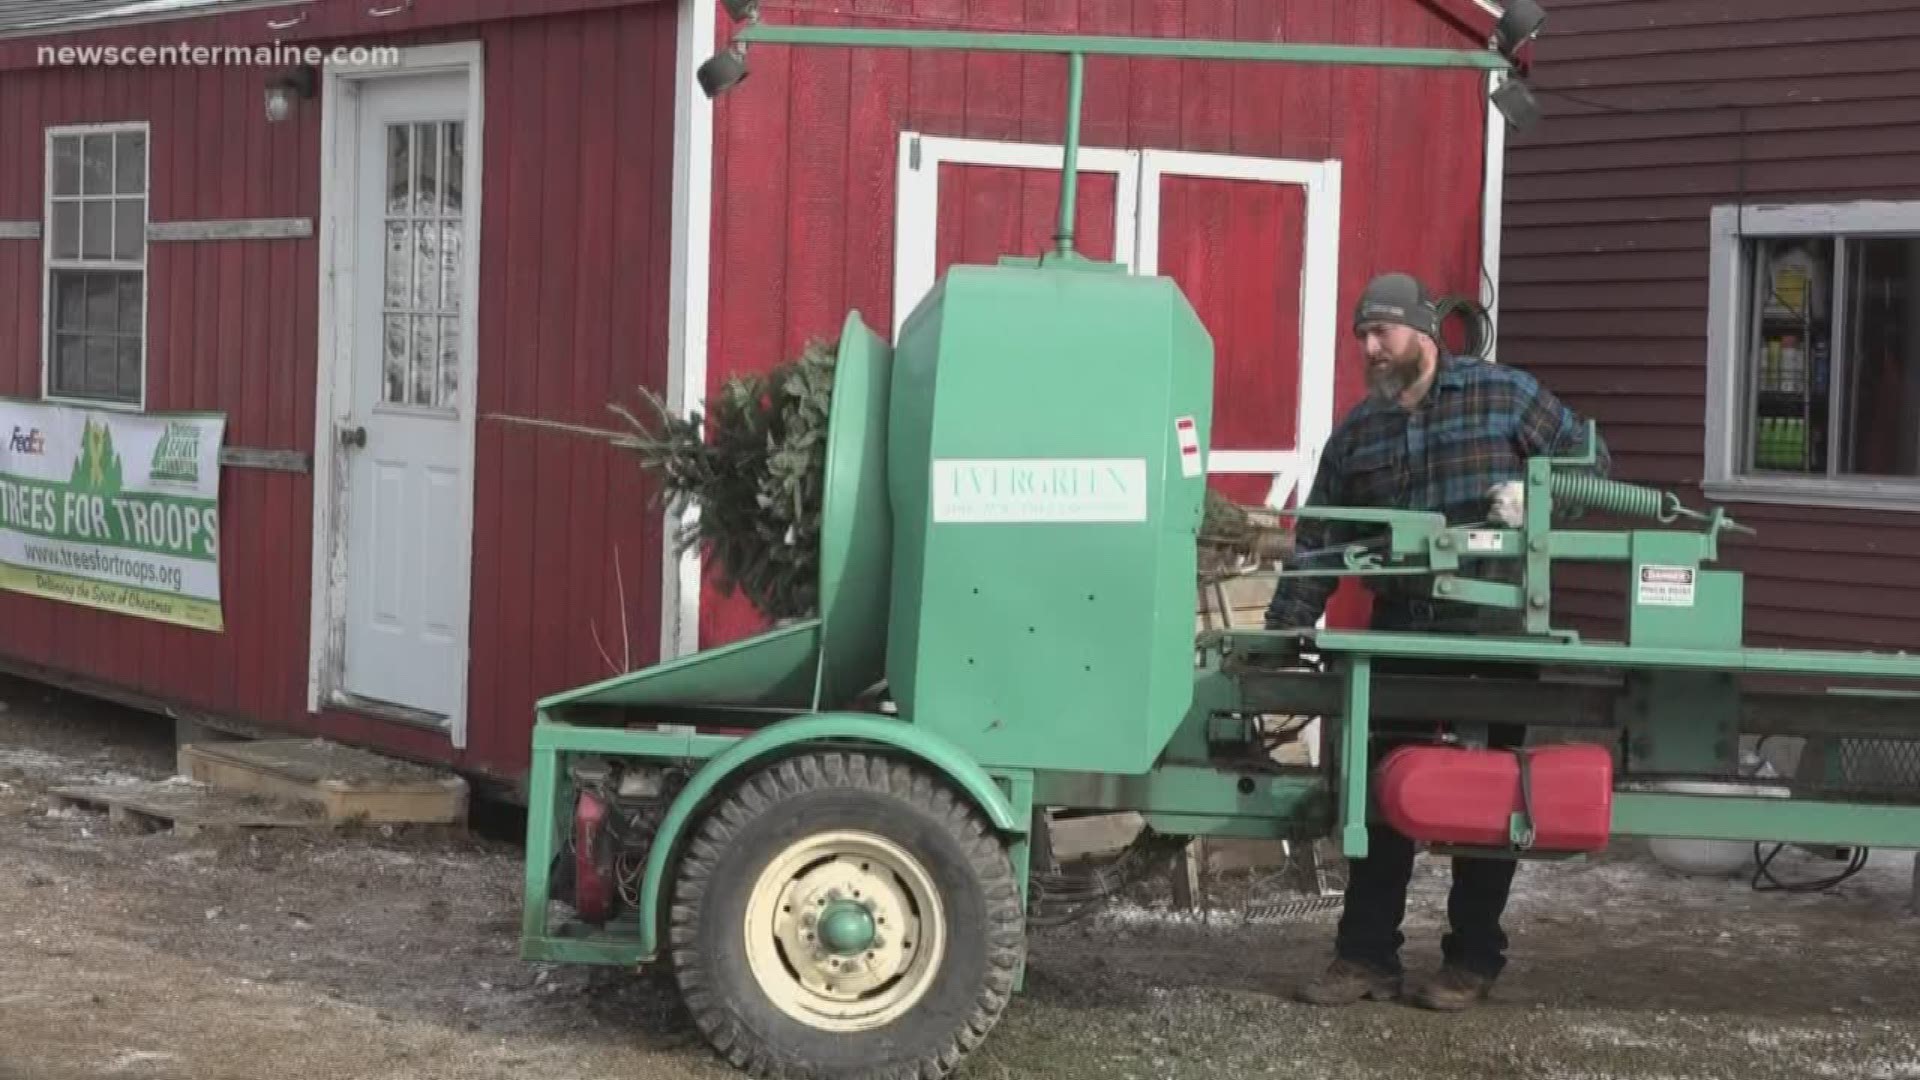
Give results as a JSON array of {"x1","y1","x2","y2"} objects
[
  {"x1": 1742, "y1": 1026, "x2": 1841, "y2": 1051},
  {"x1": 0, "y1": 746, "x2": 159, "y2": 787},
  {"x1": 1564, "y1": 1021, "x2": 1677, "y2": 1051},
  {"x1": 1812, "y1": 1060, "x2": 1920, "y2": 1080},
  {"x1": 0, "y1": 748, "x2": 73, "y2": 772},
  {"x1": 1060, "y1": 843, "x2": 1920, "y2": 938}
]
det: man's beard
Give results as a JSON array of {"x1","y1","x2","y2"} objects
[{"x1": 1366, "y1": 351, "x2": 1423, "y2": 401}]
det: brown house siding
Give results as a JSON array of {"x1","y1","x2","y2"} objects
[{"x1": 1501, "y1": 0, "x2": 1920, "y2": 652}]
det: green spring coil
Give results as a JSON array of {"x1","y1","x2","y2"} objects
[{"x1": 1547, "y1": 472, "x2": 1672, "y2": 521}]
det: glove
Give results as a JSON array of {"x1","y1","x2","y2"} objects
[{"x1": 1487, "y1": 480, "x2": 1525, "y2": 528}]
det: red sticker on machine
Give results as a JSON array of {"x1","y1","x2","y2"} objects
[{"x1": 1175, "y1": 416, "x2": 1201, "y2": 478}]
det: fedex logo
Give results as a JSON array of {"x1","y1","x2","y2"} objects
[{"x1": 9, "y1": 426, "x2": 44, "y2": 455}]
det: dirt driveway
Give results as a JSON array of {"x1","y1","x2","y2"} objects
[{"x1": 2, "y1": 679, "x2": 1919, "y2": 1080}]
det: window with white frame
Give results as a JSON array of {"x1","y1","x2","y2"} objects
[
  {"x1": 1706, "y1": 202, "x2": 1920, "y2": 508},
  {"x1": 44, "y1": 124, "x2": 147, "y2": 407}
]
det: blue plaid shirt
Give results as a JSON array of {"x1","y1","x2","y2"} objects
[{"x1": 1264, "y1": 351, "x2": 1610, "y2": 633}]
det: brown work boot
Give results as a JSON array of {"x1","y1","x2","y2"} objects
[
  {"x1": 1408, "y1": 965, "x2": 1495, "y2": 1011},
  {"x1": 1294, "y1": 958, "x2": 1402, "y2": 1006}
]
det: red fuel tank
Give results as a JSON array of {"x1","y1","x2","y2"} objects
[{"x1": 1376, "y1": 743, "x2": 1615, "y2": 853}]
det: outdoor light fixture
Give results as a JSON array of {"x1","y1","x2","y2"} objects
[
  {"x1": 1490, "y1": 75, "x2": 1541, "y2": 131},
  {"x1": 697, "y1": 41, "x2": 749, "y2": 99},
  {"x1": 1493, "y1": 0, "x2": 1546, "y2": 59},
  {"x1": 697, "y1": 0, "x2": 759, "y2": 97},
  {"x1": 264, "y1": 64, "x2": 316, "y2": 123}
]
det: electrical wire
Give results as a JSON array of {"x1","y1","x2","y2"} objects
[
  {"x1": 1751, "y1": 841, "x2": 1869, "y2": 894},
  {"x1": 1435, "y1": 296, "x2": 1495, "y2": 359},
  {"x1": 1745, "y1": 735, "x2": 1870, "y2": 893},
  {"x1": 1026, "y1": 827, "x2": 1193, "y2": 928}
]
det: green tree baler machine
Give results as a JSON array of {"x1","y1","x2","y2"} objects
[{"x1": 519, "y1": 9, "x2": 1920, "y2": 1078}]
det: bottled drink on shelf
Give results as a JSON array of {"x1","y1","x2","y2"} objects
[{"x1": 1781, "y1": 335, "x2": 1803, "y2": 394}]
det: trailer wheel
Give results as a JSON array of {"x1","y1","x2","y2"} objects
[{"x1": 669, "y1": 750, "x2": 1024, "y2": 1080}]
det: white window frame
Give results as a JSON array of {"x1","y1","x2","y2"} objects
[
  {"x1": 1133, "y1": 148, "x2": 1341, "y2": 513},
  {"x1": 892, "y1": 133, "x2": 1141, "y2": 341},
  {"x1": 42, "y1": 121, "x2": 150, "y2": 412},
  {"x1": 892, "y1": 133, "x2": 1341, "y2": 511},
  {"x1": 1704, "y1": 200, "x2": 1920, "y2": 511}
]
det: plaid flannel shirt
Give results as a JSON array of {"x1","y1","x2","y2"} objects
[{"x1": 1264, "y1": 351, "x2": 1611, "y2": 634}]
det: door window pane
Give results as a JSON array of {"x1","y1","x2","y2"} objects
[{"x1": 378, "y1": 119, "x2": 466, "y2": 411}]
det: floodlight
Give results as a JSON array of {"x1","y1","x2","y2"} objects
[
  {"x1": 698, "y1": 43, "x2": 749, "y2": 99},
  {"x1": 1494, "y1": 0, "x2": 1546, "y2": 58},
  {"x1": 1490, "y1": 77, "x2": 1541, "y2": 131}
]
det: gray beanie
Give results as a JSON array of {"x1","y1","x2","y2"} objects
[{"x1": 1353, "y1": 272, "x2": 1440, "y2": 339}]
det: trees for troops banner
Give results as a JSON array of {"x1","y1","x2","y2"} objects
[{"x1": 0, "y1": 400, "x2": 225, "y2": 631}]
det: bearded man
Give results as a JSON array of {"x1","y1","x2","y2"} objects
[{"x1": 1263, "y1": 271, "x2": 1610, "y2": 1011}]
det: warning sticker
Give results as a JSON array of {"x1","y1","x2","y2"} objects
[
  {"x1": 1465, "y1": 530, "x2": 1503, "y2": 553},
  {"x1": 1174, "y1": 416, "x2": 1202, "y2": 478},
  {"x1": 1636, "y1": 564, "x2": 1696, "y2": 607}
]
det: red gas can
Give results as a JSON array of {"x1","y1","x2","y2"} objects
[{"x1": 1376, "y1": 743, "x2": 1615, "y2": 853}]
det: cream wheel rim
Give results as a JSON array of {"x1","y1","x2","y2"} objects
[{"x1": 742, "y1": 829, "x2": 946, "y2": 1033}]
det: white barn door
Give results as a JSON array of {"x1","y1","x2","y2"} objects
[{"x1": 893, "y1": 134, "x2": 1341, "y2": 512}]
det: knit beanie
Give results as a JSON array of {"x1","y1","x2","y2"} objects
[{"x1": 1353, "y1": 272, "x2": 1441, "y2": 339}]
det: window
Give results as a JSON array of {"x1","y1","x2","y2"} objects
[
  {"x1": 44, "y1": 124, "x2": 147, "y2": 408},
  {"x1": 1706, "y1": 202, "x2": 1920, "y2": 509}
]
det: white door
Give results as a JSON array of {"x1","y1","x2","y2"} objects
[{"x1": 337, "y1": 71, "x2": 477, "y2": 726}]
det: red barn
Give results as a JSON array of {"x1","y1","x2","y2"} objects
[
  {"x1": 0, "y1": 0, "x2": 1517, "y2": 790},
  {"x1": 1501, "y1": 0, "x2": 1920, "y2": 654}
]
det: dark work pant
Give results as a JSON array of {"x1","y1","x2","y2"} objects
[{"x1": 1333, "y1": 653, "x2": 1531, "y2": 980}]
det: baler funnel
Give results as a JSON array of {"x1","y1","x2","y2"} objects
[{"x1": 538, "y1": 311, "x2": 895, "y2": 715}]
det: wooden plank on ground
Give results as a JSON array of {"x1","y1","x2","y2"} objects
[
  {"x1": 50, "y1": 782, "x2": 321, "y2": 838},
  {"x1": 177, "y1": 739, "x2": 468, "y2": 824}
]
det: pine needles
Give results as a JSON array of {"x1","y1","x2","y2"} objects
[{"x1": 1199, "y1": 487, "x2": 1294, "y2": 580}]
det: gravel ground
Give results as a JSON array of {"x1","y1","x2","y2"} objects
[{"x1": 2, "y1": 676, "x2": 1919, "y2": 1080}]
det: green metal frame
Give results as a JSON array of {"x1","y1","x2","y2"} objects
[
  {"x1": 733, "y1": 25, "x2": 1513, "y2": 70},
  {"x1": 1283, "y1": 634, "x2": 1920, "y2": 861}
]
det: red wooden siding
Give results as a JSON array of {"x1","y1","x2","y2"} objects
[
  {"x1": 0, "y1": 0, "x2": 651, "y2": 71},
  {"x1": 702, "y1": 0, "x2": 1495, "y2": 649},
  {"x1": 1502, "y1": 0, "x2": 1920, "y2": 652},
  {"x1": 935, "y1": 165, "x2": 1118, "y2": 268},
  {"x1": 1157, "y1": 176, "x2": 1305, "y2": 507},
  {"x1": 0, "y1": 2, "x2": 679, "y2": 780}
]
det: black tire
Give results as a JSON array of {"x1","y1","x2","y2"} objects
[{"x1": 668, "y1": 750, "x2": 1024, "y2": 1080}]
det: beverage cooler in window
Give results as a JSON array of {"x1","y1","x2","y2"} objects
[{"x1": 1745, "y1": 236, "x2": 1920, "y2": 480}]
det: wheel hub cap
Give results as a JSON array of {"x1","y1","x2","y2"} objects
[
  {"x1": 817, "y1": 899, "x2": 877, "y2": 956},
  {"x1": 742, "y1": 829, "x2": 948, "y2": 1033}
]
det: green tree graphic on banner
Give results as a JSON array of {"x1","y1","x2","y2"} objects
[{"x1": 70, "y1": 418, "x2": 124, "y2": 496}]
